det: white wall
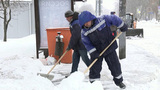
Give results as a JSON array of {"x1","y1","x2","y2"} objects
[{"x1": 0, "y1": 1, "x2": 35, "y2": 40}]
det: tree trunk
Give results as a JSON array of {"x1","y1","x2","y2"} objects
[
  {"x1": 3, "y1": 7, "x2": 11, "y2": 42},
  {"x1": 4, "y1": 28, "x2": 7, "y2": 42},
  {"x1": 3, "y1": 8, "x2": 7, "y2": 42}
]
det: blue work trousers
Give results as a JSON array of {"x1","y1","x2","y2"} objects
[
  {"x1": 71, "y1": 50, "x2": 90, "y2": 73},
  {"x1": 89, "y1": 51, "x2": 123, "y2": 85}
]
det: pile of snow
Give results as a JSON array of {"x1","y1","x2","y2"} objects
[
  {"x1": 0, "y1": 35, "x2": 103, "y2": 90},
  {"x1": 55, "y1": 72, "x2": 103, "y2": 90}
]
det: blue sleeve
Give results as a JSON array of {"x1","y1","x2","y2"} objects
[
  {"x1": 104, "y1": 15, "x2": 128, "y2": 32},
  {"x1": 81, "y1": 31, "x2": 96, "y2": 54}
]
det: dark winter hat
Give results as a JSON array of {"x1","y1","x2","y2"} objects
[{"x1": 65, "y1": 10, "x2": 74, "y2": 17}]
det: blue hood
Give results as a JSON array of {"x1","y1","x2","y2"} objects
[{"x1": 78, "y1": 11, "x2": 96, "y2": 28}]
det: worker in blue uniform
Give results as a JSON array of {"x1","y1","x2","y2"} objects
[{"x1": 78, "y1": 11, "x2": 128, "y2": 89}]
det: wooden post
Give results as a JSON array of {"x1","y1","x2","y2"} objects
[
  {"x1": 119, "y1": 0, "x2": 126, "y2": 59},
  {"x1": 34, "y1": 0, "x2": 40, "y2": 58},
  {"x1": 119, "y1": 32, "x2": 126, "y2": 59}
]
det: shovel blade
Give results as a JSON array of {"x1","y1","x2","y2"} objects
[{"x1": 37, "y1": 73, "x2": 54, "y2": 80}]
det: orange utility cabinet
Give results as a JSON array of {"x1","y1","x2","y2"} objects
[{"x1": 46, "y1": 28, "x2": 72, "y2": 63}]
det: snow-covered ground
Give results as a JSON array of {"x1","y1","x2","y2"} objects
[{"x1": 0, "y1": 21, "x2": 160, "y2": 90}]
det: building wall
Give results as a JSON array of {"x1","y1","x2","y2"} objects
[{"x1": 0, "y1": 1, "x2": 35, "y2": 39}]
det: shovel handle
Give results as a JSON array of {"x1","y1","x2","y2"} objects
[
  {"x1": 47, "y1": 50, "x2": 68, "y2": 74},
  {"x1": 84, "y1": 32, "x2": 123, "y2": 74}
]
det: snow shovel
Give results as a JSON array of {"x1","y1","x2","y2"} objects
[
  {"x1": 38, "y1": 50, "x2": 69, "y2": 80},
  {"x1": 84, "y1": 31, "x2": 123, "y2": 74}
]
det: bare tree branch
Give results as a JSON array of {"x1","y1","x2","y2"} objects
[
  {"x1": 0, "y1": 16, "x2": 4, "y2": 19},
  {"x1": 0, "y1": 9, "x2": 4, "y2": 11},
  {"x1": 1, "y1": 0, "x2": 5, "y2": 8},
  {"x1": 7, "y1": 0, "x2": 11, "y2": 7},
  {"x1": 6, "y1": 8, "x2": 11, "y2": 30},
  {"x1": 1, "y1": 0, "x2": 32, "y2": 41}
]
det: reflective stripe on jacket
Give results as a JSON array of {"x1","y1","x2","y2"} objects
[{"x1": 79, "y1": 12, "x2": 128, "y2": 55}]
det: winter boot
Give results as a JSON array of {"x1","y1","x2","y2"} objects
[
  {"x1": 89, "y1": 78, "x2": 100, "y2": 83},
  {"x1": 116, "y1": 82, "x2": 126, "y2": 89},
  {"x1": 90, "y1": 80, "x2": 94, "y2": 83}
]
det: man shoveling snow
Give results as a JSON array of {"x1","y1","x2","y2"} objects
[{"x1": 78, "y1": 11, "x2": 128, "y2": 89}]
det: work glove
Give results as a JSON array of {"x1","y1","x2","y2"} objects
[
  {"x1": 110, "y1": 25, "x2": 117, "y2": 31},
  {"x1": 90, "y1": 51, "x2": 100, "y2": 61}
]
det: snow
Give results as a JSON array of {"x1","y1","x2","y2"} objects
[{"x1": 0, "y1": 21, "x2": 160, "y2": 90}]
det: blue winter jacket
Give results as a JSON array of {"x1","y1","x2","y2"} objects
[
  {"x1": 79, "y1": 11, "x2": 128, "y2": 55},
  {"x1": 68, "y1": 19, "x2": 86, "y2": 51}
]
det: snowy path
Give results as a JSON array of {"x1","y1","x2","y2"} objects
[{"x1": 128, "y1": 21, "x2": 160, "y2": 58}]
